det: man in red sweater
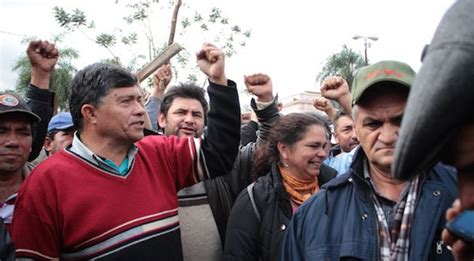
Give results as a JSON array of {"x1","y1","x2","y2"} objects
[{"x1": 10, "y1": 43, "x2": 240, "y2": 260}]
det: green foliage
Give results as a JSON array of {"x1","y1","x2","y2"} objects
[
  {"x1": 52, "y1": 1, "x2": 252, "y2": 88},
  {"x1": 96, "y1": 33, "x2": 116, "y2": 48},
  {"x1": 209, "y1": 7, "x2": 221, "y2": 23},
  {"x1": 121, "y1": 33, "x2": 138, "y2": 45},
  {"x1": 53, "y1": 7, "x2": 87, "y2": 30},
  {"x1": 12, "y1": 36, "x2": 79, "y2": 110},
  {"x1": 317, "y1": 45, "x2": 365, "y2": 88},
  {"x1": 200, "y1": 23, "x2": 209, "y2": 31},
  {"x1": 181, "y1": 18, "x2": 190, "y2": 29},
  {"x1": 11, "y1": 56, "x2": 30, "y2": 94},
  {"x1": 179, "y1": 6, "x2": 251, "y2": 60},
  {"x1": 193, "y1": 13, "x2": 203, "y2": 22},
  {"x1": 231, "y1": 25, "x2": 241, "y2": 33},
  {"x1": 123, "y1": 2, "x2": 150, "y2": 23}
]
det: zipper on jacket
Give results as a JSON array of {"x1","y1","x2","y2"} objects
[{"x1": 436, "y1": 240, "x2": 443, "y2": 255}]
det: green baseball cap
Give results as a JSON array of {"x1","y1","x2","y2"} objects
[{"x1": 351, "y1": 60, "x2": 416, "y2": 105}]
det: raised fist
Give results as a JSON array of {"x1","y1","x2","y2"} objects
[
  {"x1": 313, "y1": 97, "x2": 334, "y2": 112},
  {"x1": 320, "y1": 76, "x2": 350, "y2": 101},
  {"x1": 196, "y1": 43, "x2": 226, "y2": 85},
  {"x1": 244, "y1": 73, "x2": 273, "y2": 102},
  {"x1": 152, "y1": 64, "x2": 172, "y2": 91}
]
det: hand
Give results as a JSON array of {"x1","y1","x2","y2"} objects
[
  {"x1": 320, "y1": 76, "x2": 350, "y2": 101},
  {"x1": 442, "y1": 199, "x2": 474, "y2": 261},
  {"x1": 152, "y1": 64, "x2": 172, "y2": 93},
  {"x1": 196, "y1": 43, "x2": 227, "y2": 85},
  {"x1": 244, "y1": 73, "x2": 273, "y2": 102},
  {"x1": 27, "y1": 40, "x2": 58, "y2": 74},
  {"x1": 241, "y1": 112, "x2": 251, "y2": 123},
  {"x1": 313, "y1": 97, "x2": 334, "y2": 112},
  {"x1": 27, "y1": 40, "x2": 59, "y2": 89}
]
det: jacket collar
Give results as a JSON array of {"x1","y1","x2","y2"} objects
[{"x1": 349, "y1": 146, "x2": 367, "y2": 180}]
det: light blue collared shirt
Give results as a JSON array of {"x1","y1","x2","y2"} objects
[{"x1": 325, "y1": 146, "x2": 358, "y2": 175}]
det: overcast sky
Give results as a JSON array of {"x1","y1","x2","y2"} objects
[{"x1": 0, "y1": 0, "x2": 456, "y2": 100}]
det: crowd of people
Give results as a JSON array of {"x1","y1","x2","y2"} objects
[{"x1": 0, "y1": 0, "x2": 473, "y2": 260}]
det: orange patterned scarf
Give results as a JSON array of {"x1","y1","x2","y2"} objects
[{"x1": 279, "y1": 166, "x2": 319, "y2": 205}]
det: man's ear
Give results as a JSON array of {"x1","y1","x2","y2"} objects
[
  {"x1": 158, "y1": 113, "x2": 167, "y2": 129},
  {"x1": 81, "y1": 104, "x2": 97, "y2": 125},
  {"x1": 44, "y1": 136, "x2": 53, "y2": 153}
]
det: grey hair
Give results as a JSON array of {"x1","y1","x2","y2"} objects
[{"x1": 352, "y1": 105, "x2": 359, "y2": 121}]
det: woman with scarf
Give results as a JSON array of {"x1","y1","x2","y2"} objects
[{"x1": 222, "y1": 113, "x2": 337, "y2": 261}]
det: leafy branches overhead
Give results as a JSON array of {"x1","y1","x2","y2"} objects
[
  {"x1": 96, "y1": 33, "x2": 116, "y2": 48},
  {"x1": 178, "y1": 6, "x2": 251, "y2": 58},
  {"x1": 53, "y1": 7, "x2": 90, "y2": 30},
  {"x1": 123, "y1": 2, "x2": 149, "y2": 23},
  {"x1": 52, "y1": 1, "x2": 252, "y2": 87},
  {"x1": 317, "y1": 45, "x2": 365, "y2": 88}
]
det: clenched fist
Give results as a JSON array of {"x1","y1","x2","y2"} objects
[{"x1": 244, "y1": 73, "x2": 273, "y2": 102}]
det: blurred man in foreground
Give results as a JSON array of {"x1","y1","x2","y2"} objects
[{"x1": 393, "y1": 0, "x2": 474, "y2": 259}]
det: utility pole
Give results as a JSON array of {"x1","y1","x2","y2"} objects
[{"x1": 353, "y1": 35, "x2": 378, "y2": 65}]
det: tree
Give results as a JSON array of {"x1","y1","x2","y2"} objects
[
  {"x1": 53, "y1": 1, "x2": 251, "y2": 88},
  {"x1": 317, "y1": 45, "x2": 365, "y2": 88},
  {"x1": 12, "y1": 35, "x2": 79, "y2": 111}
]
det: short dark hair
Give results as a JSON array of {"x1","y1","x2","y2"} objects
[
  {"x1": 69, "y1": 63, "x2": 137, "y2": 131},
  {"x1": 253, "y1": 113, "x2": 326, "y2": 178},
  {"x1": 334, "y1": 111, "x2": 351, "y2": 129},
  {"x1": 159, "y1": 83, "x2": 209, "y2": 120}
]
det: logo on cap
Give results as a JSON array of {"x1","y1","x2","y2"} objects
[
  {"x1": 0, "y1": 94, "x2": 19, "y2": 107},
  {"x1": 365, "y1": 69, "x2": 404, "y2": 80}
]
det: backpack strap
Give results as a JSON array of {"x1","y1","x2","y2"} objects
[{"x1": 247, "y1": 182, "x2": 261, "y2": 223}]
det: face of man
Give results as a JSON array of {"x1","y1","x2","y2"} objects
[
  {"x1": 354, "y1": 88, "x2": 407, "y2": 175},
  {"x1": 0, "y1": 114, "x2": 32, "y2": 176},
  {"x1": 92, "y1": 86, "x2": 146, "y2": 144},
  {"x1": 334, "y1": 115, "x2": 359, "y2": 153},
  {"x1": 44, "y1": 129, "x2": 74, "y2": 156},
  {"x1": 159, "y1": 97, "x2": 205, "y2": 138}
]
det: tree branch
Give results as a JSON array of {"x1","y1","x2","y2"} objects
[{"x1": 168, "y1": 0, "x2": 182, "y2": 46}]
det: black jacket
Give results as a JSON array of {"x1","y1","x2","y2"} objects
[
  {"x1": 25, "y1": 84, "x2": 54, "y2": 161},
  {"x1": 240, "y1": 120, "x2": 258, "y2": 146},
  {"x1": 222, "y1": 162, "x2": 337, "y2": 261},
  {"x1": 204, "y1": 97, "x2": 281, "y2": 243}
]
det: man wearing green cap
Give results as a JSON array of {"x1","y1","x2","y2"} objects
[{"x1": 281, "y1": 61, "x2": 458, "y2": 260}]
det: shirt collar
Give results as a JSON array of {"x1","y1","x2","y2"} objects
[
  {"x1": 363, "y1": 158, "x2": 411, "y2": 202},
  {"x1": 69, "y1": 132, "x2": 138, "y2": 175}
]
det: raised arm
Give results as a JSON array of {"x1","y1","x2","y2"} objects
[
  {"x1": 145, "y1": 64, "x2": 172, "y2": 132},
  {"x1": 320, "y1": 76, "x2": 352, "y2": 114},
  {"x1": 225, "y1": 74, "x2": 281, "y2": 199},
  {"x1": 196, "y1": 43, "x2": 240, "y2": 178},
  {"x1": 244, "y1": 73, "x2": 279, "y2": 144},
  {"x1": 25, "y1": 40, "x2": 57, "y2": 161},
  {"x1": 314, "y1": 96, "x2": 337, "y2": 122}
]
